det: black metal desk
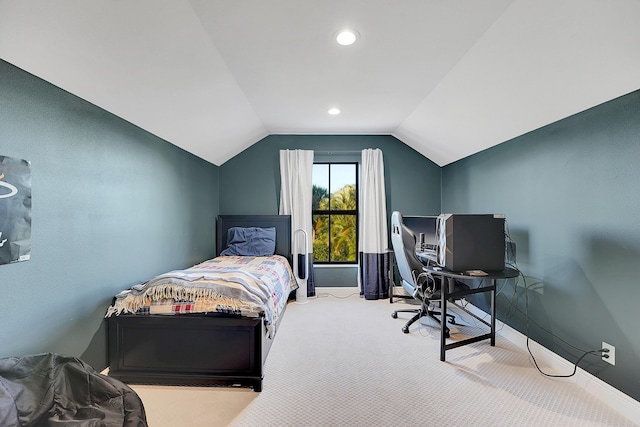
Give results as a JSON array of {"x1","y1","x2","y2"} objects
[{"x1": 424, "y1": 267, "x2": 519, "y2": 361}]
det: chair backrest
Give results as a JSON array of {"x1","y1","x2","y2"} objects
[{"x1": 391, "y1": 211, "x2": 427, "y2": 297}]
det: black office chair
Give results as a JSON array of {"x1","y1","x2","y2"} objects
[{"x1": 390, "y1": 211, "x2": 467, "y2": 336}]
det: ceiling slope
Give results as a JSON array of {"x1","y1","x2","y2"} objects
[
  {"x1": 1, "y1": 0, "x2": 639, "y2": 166},
  {"x1": 0, "y1": 0, "x2": 266, "y2": 165},
  {"x1": 395, "y1": 0, "x2": 640, "y2": 165}
]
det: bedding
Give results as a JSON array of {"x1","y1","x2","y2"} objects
[{"x1": 106, "y1": 255, "x2": 296, "y2": 337}]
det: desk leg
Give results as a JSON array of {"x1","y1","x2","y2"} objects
[
  {"x1": 440, "y1": 277, "x2": 448, "y2": 361},
  {"x1": 490, "y1": 279, "x2": 496, "y2": 346}
]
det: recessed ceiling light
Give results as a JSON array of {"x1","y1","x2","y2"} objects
[
  {"x1": 335, "y1": 29, "x2": 358, "y2": 46},
  {"x1": 328, "y1": 108, "x2": 341, "y2": 115}
]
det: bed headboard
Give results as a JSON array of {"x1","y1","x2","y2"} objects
[{"x1": 216, "y1": 215, "x2": 292, "y2": 262}]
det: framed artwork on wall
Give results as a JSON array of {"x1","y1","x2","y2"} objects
[{"x1": 0, "y1": 155, "x2": 31, "y2": 265}]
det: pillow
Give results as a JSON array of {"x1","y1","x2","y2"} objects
[{"x1": 220, "y1": 226, "x2": 276, "y2": 257}]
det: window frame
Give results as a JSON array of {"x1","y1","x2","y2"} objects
[{"x1": 312, "y1": 161, "x2": 359, "y2": 265}]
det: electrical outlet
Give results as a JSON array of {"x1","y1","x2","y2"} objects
[{"x1": 602, "y1": 342, "x2": 615, "y2": 366}]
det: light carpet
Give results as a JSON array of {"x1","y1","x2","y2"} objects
[{"x1": 132, "y1": 289, "x2": 637, "y2": 426}]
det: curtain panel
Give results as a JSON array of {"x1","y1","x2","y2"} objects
[
  {"x1": 358, "y1": 148, "x2": 390, "y2": 300},
  {"x1": 279, "y1": 149, "x2": 315, "y2": 301}
]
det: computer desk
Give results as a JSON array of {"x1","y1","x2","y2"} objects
[{"x1": 422, "y1": 266, "x2": 519, "y2": 361}]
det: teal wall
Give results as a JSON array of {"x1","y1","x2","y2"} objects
[
  {"x1": 219, "y1": 134, "x2": 441, "y2": 286},
  {"x1": 0, "y1": 60, "x2": 220, "y2": 369},
  {"x1": 442, "y1": 89, "x2": 640, "y2": 401},
  {"x1": 220, "y1": 135, "x2": 441, "y2": 216}
]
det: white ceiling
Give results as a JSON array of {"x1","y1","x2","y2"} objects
[{"x1": 1, "y1": 0, "x2": 639, "y2": 166}]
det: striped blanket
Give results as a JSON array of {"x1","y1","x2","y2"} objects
[{"x1": 106, "y1": 255, "x2": 296, "y2": 336}]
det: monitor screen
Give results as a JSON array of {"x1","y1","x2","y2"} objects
[{"x1": 402, "y1": 215, "x2": 438, "y2": 249}]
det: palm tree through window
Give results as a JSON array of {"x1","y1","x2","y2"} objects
[{"x1": 312, "y1": 163, "x2": 358, "y2": 263}]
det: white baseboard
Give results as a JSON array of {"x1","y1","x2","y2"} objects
[
  {"x1": 314, "y1": 287, "x2": 361, "y2": 298},
  {"x1": 463, "y1": 303, "x2": 640, "y2": 424}
]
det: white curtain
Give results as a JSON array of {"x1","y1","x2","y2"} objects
[
  {"x1": 279, "y1": 149, "x2": 315, "y2": 302},
  {"x1": 358, "y1": 148, "x2": 390, "y2": 299}
]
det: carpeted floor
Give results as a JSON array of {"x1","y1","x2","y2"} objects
[{"x1": 131, "y1": 288, "x2": 637, "y2": 426}]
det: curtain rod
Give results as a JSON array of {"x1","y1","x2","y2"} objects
[{"x1": 314, "y1": 150, "x2": 362, "y2": 155}]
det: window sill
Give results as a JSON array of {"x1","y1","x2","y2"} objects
[{"x1": 313, "y1": 264, "x2": 358, "y2": 268}]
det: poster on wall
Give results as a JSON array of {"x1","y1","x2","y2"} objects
[{"x1": 0, "y1": 155, "x2": 32, "y2": 265}]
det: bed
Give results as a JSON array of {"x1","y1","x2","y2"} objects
[{"x1": 106, "y1": 215, "x2": 295, "y2": 392}]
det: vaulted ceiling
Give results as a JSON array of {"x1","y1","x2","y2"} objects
[{"x1": 1, "y1": 0, "x2": 639, "y2": 166}]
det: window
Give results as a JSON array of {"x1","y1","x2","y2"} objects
[{"x1": 312, "y1": 163, "x2": 358, "y2": 263}]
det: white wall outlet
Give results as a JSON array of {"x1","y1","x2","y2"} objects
[{"x1": 602, "y1": 342, "x2": 615, "y2": 366}]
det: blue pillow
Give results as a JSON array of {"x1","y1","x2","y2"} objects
[{"x1": 220, "y1": 227, "x2": 276, "y2": 257}]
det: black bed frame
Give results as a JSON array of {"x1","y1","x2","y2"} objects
[{"x1": 108, "y1": 215, "x2": 292, "y2": 392}]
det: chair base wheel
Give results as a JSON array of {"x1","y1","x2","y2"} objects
[
  {"x1": 402, "y1": 326, "x2": 410, "y2": 334},
  {"x1": 391, "y1": 312, "x2": 398, "y2": 319}
]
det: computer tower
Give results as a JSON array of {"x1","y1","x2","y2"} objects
[{"x1": 436, "y1": 214, "x2": 505, "y2": 271}]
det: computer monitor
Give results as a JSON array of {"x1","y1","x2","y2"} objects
[
  {"x1": 402, "y1": 215, "x2": 438, "y2": 250},
  {"x1": 436, "y1": 214, "x2": 505, "y2": 271}
]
